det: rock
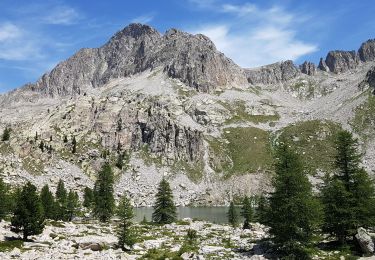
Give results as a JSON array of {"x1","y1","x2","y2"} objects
[
  {"x1": 355, "y1": 227, "x2": 374, "y2": 255},
  {"x1": 10, "y1": 247, "x2": 21, "y2": 257},
  {"x1": 245, "y1": 60, "x2": 300, "y2": 85},
  {"x1": 181, "y1": 252, "x2": 200, "y2": 259},
  {"x1": 325, "y1": 50, "x2": 359, "y2": 73},
  {"x1": 80, "y1": 242, "x2": 104, "y2": 251},
  {"x1": 318, "y1": 57, "x2": 330, "y2": 72},
  {"x1": 299, "y1": 61, "x2": 316, "y2": 76},
  {"x1": 359, "y1": 39, "x2": 375, "y2": 62},
  {"x1": 200, "y1": 245, "x2": 225, "y2": 254}
]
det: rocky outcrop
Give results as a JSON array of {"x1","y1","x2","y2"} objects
[
  {"x1": 26, "y1": 23, "x2": 247, "y2": 96},
  {"x1": 318, "y1": 57, "x2": 330, "y2": 72},
  {"x1": 359, "y1": 39, "x2": 375, "y2": 62},
  {"x1": 300, "y1": 61, "x2": 316, "y2": 76},
  {"x1": 324, "y1": 51, "x2": 359, "y2": 74},
  {"x1": 355, "y1": 227, "x2": 374, "y2": 255},
  {"x1": 244, "y1": 60, "x2": 300, "y2": 85}
]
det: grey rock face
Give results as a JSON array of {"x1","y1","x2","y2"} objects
[
  {"x1": 325, "y1": 51, "x2": 359, "y2": 74},
  {"x1": 300, "y1": 61, "x2": 316, "y2": 76},
  {"x1": 318, "y1": 58, "x2": 330, "y2": 72},
  {"x1": 359, "y1": 39, "x2": 375, "y2": 62},
  {"x1": 355, "y1": 227, "x2": 374, "y2": 255},
  {"x1": 244, "y1": 60, "x2": 300, "y2": 85},
  {"x1": 27, "y1": 23, "x2": 247, "y2": 96},
  {"x1": 361, "y1": 66, "x2": 375, "y2": 94}
]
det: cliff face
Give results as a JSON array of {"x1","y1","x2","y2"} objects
[{"x1": 27, "y1": 24, "x2": 247, "y2": 96}]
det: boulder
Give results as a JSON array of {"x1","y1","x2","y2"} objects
[
  {"x1": 355, "y1": 227, "x2": 374, "y2": 255},
  {"x1": 359, "y1": 39, "x2": 375, "y2": 62}
]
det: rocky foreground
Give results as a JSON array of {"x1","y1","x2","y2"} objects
[{"x1": 1, "y1": 218, "x2": 374, "y2": 260}]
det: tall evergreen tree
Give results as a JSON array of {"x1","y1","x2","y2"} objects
[
  {"x1": 116, "y1": 195, "x2": 135, "y2": 251},
  {"x1": 11, "y1": 182, "x2": 45, "y2": 240},
  {"x1": 93, "y1": 163, "x2": 115, "y2": 222},
  {"x1": 241, "y1": 196, "x2": 253, "y2": 229},
  {"x1": 72, "y1": 136, "x2": 77, "y2": 154},
  {"x1": 256, "y1": 194, "x2": 269, "y2": 224},
  {"x1": 321, "y1": 130, "x2": 375, "y2": 244},
  {"x1": 83, "y1": 187, "x2": 94, "y2": 208},
  {"x1": 227, "y1": 201, "x2": 239, "y2": 228},
  {"x1": 267, "y1": 143, "x2": 321, "y2": 257},
  {"x1": 66, "y1": 190, "x2": 80, "y2": 221},
  {"x1": 2, "y1": 127, "x2": 11, "y2": 141},
  {"x1": 152, "y1": 178, "x2": 177, "y2": 224},
  {"x1": 55, "y1": 179, "x2": 68, "y2": 220},
  {"x1": 40, "y1": 185, "x2": 55, "y2": 219},
  {"x1": 0, "y1": 177, "x2": 10, "y2": 221}
]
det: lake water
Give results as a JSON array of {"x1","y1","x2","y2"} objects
[{"x1": 133, "y1": 206, "x2": 243, "y2": 224}]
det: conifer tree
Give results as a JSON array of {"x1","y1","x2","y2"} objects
[
  {"x1": 267, "y1": 143, "x2": 321, "y2": 257},
  {"x1": 55, "y1": 179, "x2": 68, "y2": 220},
  {"x1": 40, "y1": 184, "x2": 55, "y2": 219},
  {"x1": 93, "y1": 163, "x2": 115, "y2": 222},
  {"x1": 116, "y1": 152, "x2": 124, "y2": 169},
  {"x1": 227, "y1": 201, "x2": 238, "y2": 228},
  {"x1": 152, "y1": 178, "x2": 177, "y2": 224},
  {"x1": 116, "y1": 195, "x2": 135, "y2": 251},
  {"x1": 321, "y1": 130, "x2": 375, "y2": 244},
  {"x1": 2, "y1": 127, "x2": 11, "y2": 141},
  {"x1": 39, "y1": 141, "x2": 44, "y2": 152},
  {"x1": 256, "y1": 194, "x2": 269, "y2": 224},
  {"x1": 66, "y1": 190, "x2": 80, "y2": 221},
  {"x1": 63, "y1": 135, "x2": 68, "y2": 143},
  {"x1": 241, "y1": 196, "x2": 253, "y2": 229},
  {"x1": 72, "y1": 136, "x2": 77, "y2": 154},
  {"x1": 11, "y1": 182, "x2": 45, "y2": 240},
  {"x1": 83, "y1": 187, "x2": 94, "y2": 208},
  {"x1": 0, "y1": 177, "x2": 10, "y2": 221}
]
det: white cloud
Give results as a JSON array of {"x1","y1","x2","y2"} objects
[
  {"x1": 0, "y1": 23, "x2": 22, "y2": 42},
  {"x1": 189, "y1": 2, "x2": 317, "y2": 67},
  {"x1": 42, "y1": 6, "x2": 80, "y2": 25},
  {"x1": 131, "y1": 14, "x2": 154, "y2": 24}
]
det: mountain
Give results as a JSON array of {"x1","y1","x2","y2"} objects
[{"x1": 0, "y1": 23, "x2": 374, "y2": 206}]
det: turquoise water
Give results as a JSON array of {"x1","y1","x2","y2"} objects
[{"x1": 133, "y1": 206, "x2": 243, "y2": 224}]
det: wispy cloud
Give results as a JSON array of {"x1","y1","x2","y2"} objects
[
  {"x1": 131, "y1": 14, "x2": 155, "y2": 24},
  {"x1": 189, "y1": 1, "x2": 318, "y2": 67},
  {"x1": 42, "y1": 5, "x2": 81, "y2": 25},
  {"x1": 0, "y1": 23, "x2": 22, "y2": 42}
]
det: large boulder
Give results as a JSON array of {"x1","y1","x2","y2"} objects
[
  {"x1": 325, "y1": 50, "x2": 359, "y2": 74},
  {"x1": 359, "y1": 39, "x2": 375, "y2": 62},
  {"x1": 355, "y1": 227, "x2": 374, "y2": 255}
]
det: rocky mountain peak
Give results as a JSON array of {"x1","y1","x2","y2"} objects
[
  {"x1": 359, "y1": 39, "x2": 375, "y2": 62},
  {"x1": 110, "y1": 23, "x2": 161, "y2": 40}
]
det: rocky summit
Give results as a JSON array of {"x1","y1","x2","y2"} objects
[{"x1": 0, "y1": 23, "x2": 375, "y2": 207}]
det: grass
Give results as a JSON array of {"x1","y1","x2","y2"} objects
[
  {"x1": 277, "y1": 120, "x2": 342, "y2": 175},
  {"x1": 0, "y1": 143, "x2": 13, "y2": 156},
  {"x1": 22, "y1": 156, "x2": 45, "y2": 175},
  {"x1": 0, "y1": 239, "x2": 24, "y2": 252},
  {"x1": 219, "y1": 100, "x2": 280, "y2": 125},
  {"x1": 208, "y1": 127, "x2": 273, "y2": 178},
  {"x1": 351, "y1": 92, "x2": 375, "y2": 143}
]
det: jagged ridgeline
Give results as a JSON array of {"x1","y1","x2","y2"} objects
[{"x1": 0, "y1": 23, "x2": 375, "y2": 206}]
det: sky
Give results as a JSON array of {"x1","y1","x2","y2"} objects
[{"x1": 0, "y1": 0, "x2": 374, "y2": 93}]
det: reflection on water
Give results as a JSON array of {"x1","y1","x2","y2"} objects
[{"x1": 133, "y1": 206, "x2": 243, "y2": 224}]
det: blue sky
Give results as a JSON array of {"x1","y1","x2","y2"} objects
[{"x1": 0, "y1": 0, "x2": 374, "y2": 93}]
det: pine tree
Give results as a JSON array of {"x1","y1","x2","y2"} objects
[
  {"x1": 321, "y1": 130, "x2": 375, "y2": 244},
  {"x1": 256, "y1": 194, "x2": 269, "y2": 224},
  {"x1": 66, "y1": 190, "x2": 80, "y2": 221},
  {"x1": 116, "y1": 195, "x2": 135, "y2": 251},
  {"x1": 40, "y1": 184, "x2": 55, "y2": 219},
  {"x1": 11, "y1": 182, "x2": 45, "y2": 240},
  {"x1": 0, "y1": 177, "x2": 10, "y2": 221},
  {"x1": 55, "y1": 179, "x2": 68, "y2": 220},
  {"x1": 227, "y1": 201, "x2": 238, "y2": 228},
  {"x1": 72, "y1": 136, "x2": 77, "y2": 154},
  {"x1": 267, "y1": 143, "x2": 321, "y2": 257},
  {"x1": 93, "y1": 163, "x2": 115, "y2": 222},
  {"x1": 152, "y1": 178, "x2": 177, "y2": 224},
  {"x1": 241, "y1": 196, "x2": 253, "y2": 229},
  {"x1": 63, "y1": 135, "x2": 68, "y2": 143},
  {"x1": 2, "y1": 127, "x2": 11, "y2": 141},
  {"x1": 39, "y1": 141, "x2": 44, "y2": 152},
  {"x1": 83, "y1": 187, "x2": 94, "y2": 208}
]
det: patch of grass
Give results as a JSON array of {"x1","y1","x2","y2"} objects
[
  {"x1": 140, "y1": 145, "x2": 163, "y2": 167},
  {"x1": 208, "y1": 127, "x2": 273, "y2": 177},
  {"x1": 48, "y1": 220, "x2": 65, "y2": 228},
  {"x1": 140, "y1": 248, "x2": 182, "y2": 260},
  {"x1": 0, "y1": 239, "x2": 24, "y2": 252},
  {"x1": 278, "y1": 120, "x2": 342, "y2": 175},
  {"x1": 22, "y1": 157, "x2": 45, "y2": 175},
  {"x1": 351, "y1": 93, "x2": 375, "y2": 143},
  {"x1": 172, "y1": 160, "x2": 205, "y2": 183},
  {"x1": 0, "y1": 143, "x2": 13, "y2": 156}
]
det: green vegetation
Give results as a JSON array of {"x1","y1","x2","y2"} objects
[
  {"x1": 93, "y1": 163, "x2": 115, "y2": 222},
  {"x1": 152, "y1": 178, "x2": 177, "y2": 224},
  {"x1": 40, "y1": 184, "x2": 56, "y2": 220},
  {"x1": 208, "y1": 127, "x2": 273, "y2": 177},
  {"x1": 172, "y1": 160, "x2": 204, "y2": 183},
  {"x1": 83, "y1": 187, "x2": 94, "y2": 209},
  {"x1": 241, "y1": 196, "x2": 253, "y2": 229},
  {"x1": 66, "y1": 190, "x2": 80, "y2": 221},
  {"x1": 351, "y1": 93, "x2": 375, "y2": 142},
  {"x1": 1, "y1": 127, "x2": 11, "y2": 141},
  {"x1": 227, "y1": 201, "x2": 238, "y2": 228},
  {"x1": 55, "y1": 179, "x2": 68, "y2": 220},
  {"x1": 321, "y1": 130, "x2": 375, "y2": 244},
  {"x1": 11, "y1": 182, "x2": 45, "y2": 240},
  {"x1": 278, "y1": 120, "x2": 342, "y2": 175},
  {"x1": 22, "y1": 157, "x2": 45, "y2": 175},
  {"x1": 266, "y1": 143, "x2": 322, "y2": 258},
  {"x1": 0, "y1": 240, "x2": 23, "y2": 252},
  {"x1": 0, "y1": 177, "x2": 11, "y2": 221},
  {"x1": 116, "y1": 195, "x2": 136, "y2": 251}
]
